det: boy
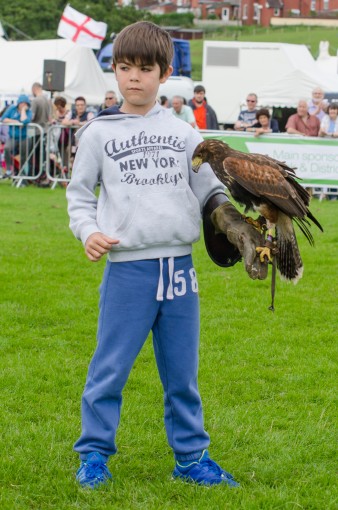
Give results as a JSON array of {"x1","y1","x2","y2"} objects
[{"x1": 66, "y1": 21, "x2": 265, "y2": 489}]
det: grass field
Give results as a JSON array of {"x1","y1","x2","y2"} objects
[
  {"x1": 0, "y1": 182, "x2": 337, "y2": 509},
  {"x1": 189, "y1": 25, "x2": 338, "y2": 81}
]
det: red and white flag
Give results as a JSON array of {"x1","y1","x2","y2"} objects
[{"x1": 57, "y1": 4, "x2": 107, "y2": 50}]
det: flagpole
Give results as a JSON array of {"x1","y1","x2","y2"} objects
[{"x1": 1, "y1": 19, "x2": 33, "y2": 40}]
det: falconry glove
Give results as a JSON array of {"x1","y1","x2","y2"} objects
[{"x1": 203, "y1": 194, "x2": 268, "y2": 280}]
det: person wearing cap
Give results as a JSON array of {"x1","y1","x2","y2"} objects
[
  {"x1": 188, "y1": 85, "x2": 219, "y2": 130},
  {"x1": 1, "y1": 95, "x2": 32, "y2": 179}
]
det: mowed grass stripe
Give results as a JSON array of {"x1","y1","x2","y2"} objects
[{"x1": 0, "y1": 182, "x2": 336, "y2": 510}]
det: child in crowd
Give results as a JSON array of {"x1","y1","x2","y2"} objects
[
  {"x1": 246, "y1": 108, "x2": 279, "y2": 136},
  {"x1": 66, "y1": 21, "x2": 265, "y2": 489}
]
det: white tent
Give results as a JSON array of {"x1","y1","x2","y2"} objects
[
  {"x1": 0, "y1": 38, "x2": 108, "y2": 105},
  {"x1": 315, "y1": 40, "x2": 338, "y2": 76},
  {"x1": 255, "y1": 68, "x2": 338, "y2": 108},
  {"x1": 201, "y1": 41, "x2": 338, "y2": 124}
]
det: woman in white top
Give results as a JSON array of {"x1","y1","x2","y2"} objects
[{"x1": 319, "y1": 103, "x2": 338, "y2": 138}]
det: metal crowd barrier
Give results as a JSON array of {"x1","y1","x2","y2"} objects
[
  {"x1": 0, "y1": 122, "x2": 79, "y2": 189},
  {"x1": 45, "y1": 125, "x2": 79, "y2": 189},
  {"x1": 0, "y1": 122, "x2": 44, "y2": 187}
]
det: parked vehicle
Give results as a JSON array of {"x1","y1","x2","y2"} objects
[{"x1": 97, "y1": 38, "x2": 191, "y2": 77}]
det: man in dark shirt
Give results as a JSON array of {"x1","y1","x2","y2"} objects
[{"x1": 188, "y1": 85, "x2": 219, "y2": 130}]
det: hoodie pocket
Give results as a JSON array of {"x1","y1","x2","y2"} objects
[{"x1": 115, "y1": 188, "x2": 201, "y2": 249}]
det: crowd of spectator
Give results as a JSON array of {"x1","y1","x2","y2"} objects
[
  {"x1": 233, "y1": 87, "x2": 337, "y2": 199},
  {"x1": 0, "y1": 83, "x2": 336, "y2": 195},
  {"x1": 0, "y1": 85, "x2": 99, "y2": 186},
  {"x1": 232, "y1": 86, "x2": 337, "y2": 139}
]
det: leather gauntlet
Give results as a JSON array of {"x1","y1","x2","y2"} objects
[{"x1": 211, "y1": 201, "x2": 268, "y2": 280}]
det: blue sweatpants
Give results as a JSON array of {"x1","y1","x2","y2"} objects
[{"x1": 74, "y1": 255, "x2": 210, "y2": 462}]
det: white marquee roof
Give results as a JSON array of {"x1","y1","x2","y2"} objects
[{"x1": 0, "y1": 38, "x2": 108, "y2": 104}]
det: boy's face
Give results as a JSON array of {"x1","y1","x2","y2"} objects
[{"x1": 113, "y1": 61, "x2": 172, "y2": 115}]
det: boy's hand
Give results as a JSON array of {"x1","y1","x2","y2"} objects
[{"x1": 85, "y1": 232, "x2": 119, "y2": 262}]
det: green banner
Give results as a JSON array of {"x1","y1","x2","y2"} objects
[{"x1": 203, "y1": 132, "x2": 338, "y2": 186}]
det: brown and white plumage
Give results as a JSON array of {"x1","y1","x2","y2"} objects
[{"x1": 192, "y1": 139, "x2": 323, "y2": 282}]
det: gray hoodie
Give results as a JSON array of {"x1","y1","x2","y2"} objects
[{"x1": 66, "y1": 102, "x2": 225, "y2": 262}]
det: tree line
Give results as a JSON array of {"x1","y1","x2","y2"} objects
[{"x1": 0, "y1": 0, "x2": 193, "y2": 44}]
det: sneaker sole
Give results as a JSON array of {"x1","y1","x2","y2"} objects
[{"x1": 172, "y1": 473, "x2": 239, "y2": 488}]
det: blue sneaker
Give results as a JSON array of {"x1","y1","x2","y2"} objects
[
  {"x1": 76, "y1": 452, "x2": 112, "y2": 489},
  {"x1": 172, "y1": 450, "x2": 239, "y2": 487}
]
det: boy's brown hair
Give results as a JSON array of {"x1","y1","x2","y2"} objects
[{"x1": 112, "y1": 21, "x2": 173, "y2": 78}]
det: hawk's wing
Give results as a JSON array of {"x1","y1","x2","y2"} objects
[{"x1": 223, "y1": 154, "x2": 305, "y2": 217}]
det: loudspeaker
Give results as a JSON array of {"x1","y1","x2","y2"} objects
[{"x1": 42, "y1": 60, "x2": 66, "y2": 92}]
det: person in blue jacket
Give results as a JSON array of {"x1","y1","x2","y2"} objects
[{"x1": 1, "y1": 94, "x2": 32, "y2": 179}]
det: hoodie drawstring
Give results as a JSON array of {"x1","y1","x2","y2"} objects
[
  {"x1": 156, "y1": 257, "x2": 175, "y2": 302},
  {"x1": 156, "y1": 258, "x2": 164, "y2": 301},
  {"x1": 166, "y1": 257, "x2": 174, "y2": 300}
]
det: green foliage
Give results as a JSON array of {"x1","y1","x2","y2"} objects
[
  {"x1": 152, "y1": 12, "x2": 194, "y2": 27},
  {"x1": 0, "y1": 0, "x2": 153, "y2": 42},
  {"x1": 0, "y1": 182, "x2": 337, "y2": 509},
  {"x1": 0, "y1": 0, "x2": 65, "y2": 40},
  {"x1": 107, "y1": 4, "x2": 153, "y2": 34},
  {"x1": 207, "y1": 14, "x2": 219, "y2": 20}
]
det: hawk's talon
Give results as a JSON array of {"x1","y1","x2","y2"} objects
[
  {"x1": 241, "y1": 215, "x2": 267, "y2": 233},
  {"x1": 256, "y1": 246, "x2": 273, "y2": 263}
]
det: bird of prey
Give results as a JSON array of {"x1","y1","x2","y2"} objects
[{"x1": 192, "y1": 139, "x2": 323, "y2": 283}]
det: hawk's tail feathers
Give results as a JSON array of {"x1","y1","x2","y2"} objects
[
  {"x1": 276, "y1": 224, "x2": 303, "y2": 284},
  {"x1": 306, "y1": 210, "x2": 323, "y2": 233},
  {"x1": 293, "y1": 217, "x2": 315, "y2": 246}
]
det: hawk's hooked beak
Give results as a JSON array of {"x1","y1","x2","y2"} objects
[{"x1": 192, "y1": 156, "x2": 202, "y2": 173}]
